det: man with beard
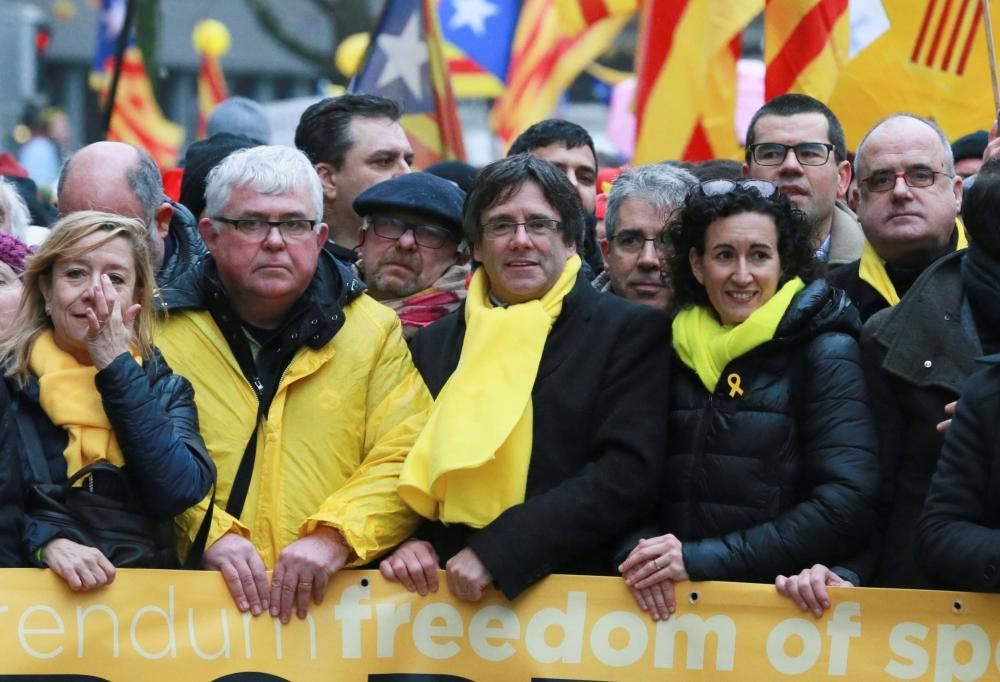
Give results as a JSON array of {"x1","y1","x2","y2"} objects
[
  {"x1": 744, "y1": 94, "x2": 863, "y2": 268},
  {"x1": 353, "y1": 173, "x2": 469, "y2": 338}
]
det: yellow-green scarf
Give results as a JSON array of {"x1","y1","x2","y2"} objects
[
  {"x1": 672, "y1": 277, "x2": 806, "y2": 393},
  {"x1": 28, "y1": 330, "x2": 138, "y2": 473},
  {"x1": 859, "y1": 218, "x2": 968, "y2": 306},
  {"x1": 398, "y1": 254, "x2": 582, "y2": 528}
]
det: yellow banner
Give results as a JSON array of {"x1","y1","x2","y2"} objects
[{"x1": 1, "y1": 569, "x2": 999, "y2": 680}]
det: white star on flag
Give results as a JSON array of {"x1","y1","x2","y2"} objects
[
  {"x1": 448, "y1": 0, "x2": 499, "y2": 36},
  {"x1": 375, "y1": 12, "x2": 429, "y2": 98}
]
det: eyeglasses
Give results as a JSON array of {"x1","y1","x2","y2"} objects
[
  {"x1": 213, "y1": 217, "x2": 319, "y2": 240},
  {"x1": 748, "y1": 142, "x2": 835, "y2": 167},
  {"x1": 699, "y1": 179, "x2": 778, "y2": 198},
  {"x1": 368, "y1": 215, "x2": 456, "y2": 249},
  {"x1": 481, "y1": 218, "x2": 562, "y2": 240},
  {"x1": 860, "y1": 167, "x2": 951, "y2": 193},
  {"x1": 609, "y1": 232, "x2": 671, "y2": 255}
]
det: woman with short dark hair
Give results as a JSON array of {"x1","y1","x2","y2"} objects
[{"x1": 620, "y1": 181, "x2": 878, "y2": 620}]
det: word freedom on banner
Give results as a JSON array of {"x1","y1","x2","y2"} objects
[{"x1": 0, "y1": 569, "x2": 998, "y2": 680}]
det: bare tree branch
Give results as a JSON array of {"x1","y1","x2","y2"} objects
[{"x1": 243, "y1": 0, "x2": 334, "y2": 76}]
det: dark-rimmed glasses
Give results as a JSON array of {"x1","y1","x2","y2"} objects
[
  {"x1": 481, "y1": 218, "x2": 562, "y2": 240},
  {"x1": 213, "y1": 217, "x2": 319, "y2": 240},
  {"x1": 748, "y1": 142, "x2": 835, "y2": 167},
  {"x1": 368, "y1": 215, "x2": 456, "y2": 249},
  {"x1": 860, "y1": 167, "x2": 951, "y2": 193},
  {"x1": 609, "y1": 231, "x2": 671, "y2": 255}
]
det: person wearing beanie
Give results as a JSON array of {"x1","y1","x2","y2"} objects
[
  {"x1": 206, "y1": 96, "x2": 271, "y2": 144},
  {"x1": 951, "y1": 130, "x2": 987, "y2": 179},
  {"x1": 179, "y1": 132, "x2": 262, "y2": 220},
  {"x1": 0, "y1": 231, "x2": 31, "y2": 329},
  {"x1": 353, "y1": 173, "x2": 470, "y2": 338}
]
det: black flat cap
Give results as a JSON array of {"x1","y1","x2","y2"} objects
[
  {"x1": 353, "y1": 172, "x2": 466, "y2": 238},
  {"x1": 952, "y1": 130, "x2": 988, "y2": 161}
]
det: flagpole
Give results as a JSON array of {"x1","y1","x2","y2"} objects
[
  {"x1": 102, "y1": 0, "x2": 140, "y2": 136},
  {"x1": 983, "y1": 0, "x2": 1000, "y2": 111}
]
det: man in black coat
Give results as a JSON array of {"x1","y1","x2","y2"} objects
[
  {"x1": 379, "y1": 154, "x2": 671, "y2": 601},
  {"x1": 827, "y1": 114, "x2": 965, "y2": 321}
]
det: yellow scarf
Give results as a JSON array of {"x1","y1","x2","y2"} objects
[
  {"x1": 398, "y1": 254, "x2": 582, "y2": 528},
  {"x1": 28, "y1": 330, "x2": 138, "y2": 473},
  {"x1": 672, "y1": 277, "x2": 806, "y2": 393},
  {"x1": 859, "y1": 218, "x2": 968, "y2": 306}
]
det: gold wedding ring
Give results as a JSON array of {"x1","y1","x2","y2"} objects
[{"x1": 652, "y1": 558, "x2": 661, "y2": 570}]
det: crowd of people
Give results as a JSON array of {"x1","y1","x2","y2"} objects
[{"x1": 0, "y1": 89, "x2": 997, "y2": 630}]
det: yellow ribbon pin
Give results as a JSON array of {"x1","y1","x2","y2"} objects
[{"x1": 727, "y1": 373, "x2": 744, "y2": 398}]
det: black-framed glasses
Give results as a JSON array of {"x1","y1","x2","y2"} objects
[
  {"x1": 860, "y1": 167, "x2": 951, "y2": 193},
  {"x1": 749, "y1": 142, "x2": 835, "y2": 167},
  {"x1": 368, "y1": 215, "x2": 456, "y2": 249},
  {"x1": 609, "y1": 231, "x2": 671, "y2": 255},
  {"x1": 213, "y1": 217, "x2": 318, "y2": 240},
  {"x1": 481, "y1": 218, "x2": 562, "y2": 240},
  {"x1": 699, "y1": 179, "x2": 778, "y2": 198}
]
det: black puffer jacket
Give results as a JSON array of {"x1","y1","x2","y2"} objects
[
  {"x1": 12, "y1": 349, "x2": 214, "y2": 559},
  {"x1": 662, "y1": 280, "x2": 879, "y2": 582}
]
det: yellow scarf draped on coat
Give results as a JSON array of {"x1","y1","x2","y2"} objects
[{"x1": 398, "y1": 255, "x2": 581, "y2": 527}]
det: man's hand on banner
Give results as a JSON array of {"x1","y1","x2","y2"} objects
[
  {"x1": 380, "y1": 538, "x2": 440, "y2": 596},
  {"x1": 42, "y1": 538, "x2": 116, "y2": 592},
  {"x1": 269, "y1": 526, "x2": 352, "y2": 624},
  {"x1": 445, "y1": 547, "x2": 492, "y2": 602},
  {"x1": 203, "y1": 532, "x2": 270, "y2": 616}
]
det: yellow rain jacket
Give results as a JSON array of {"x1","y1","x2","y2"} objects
[{"x1": 158, "y1": 258, "x2": 432, "y2": 568}]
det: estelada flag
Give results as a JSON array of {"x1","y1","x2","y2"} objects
[
  {"x1": 439, "y1": 0, "x2": 521, "y2": 98},
  {"x1": 197, "y1": 55, "x2": 228, "y2": 139},
  {"x1": 351, "y1": 0, "x2": 466, "y2": 168},
  {"x1": 828, "y1": 0, "x2": 999, "y2": 147},
  {"x1": 555, "y1": 0, "x2": 641, "y2": 35},
  {"x1": 633, "y1": 0, "x2": 762, "y2": 163}
]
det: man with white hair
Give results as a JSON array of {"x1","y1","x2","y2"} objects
[{"x1": 157, "y1": 145, "x2": 431, "y2": 624}]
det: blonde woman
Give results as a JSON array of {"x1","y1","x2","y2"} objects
[{"x1": 0, "y1": 211, "x2": 212, "y2": 589}]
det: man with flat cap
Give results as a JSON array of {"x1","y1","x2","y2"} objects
[{"x1": 353, "y1": 172, "x2": 470, "y2": 338}]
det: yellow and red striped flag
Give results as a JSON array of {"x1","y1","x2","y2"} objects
[
  {"x1": 829, "y1": 0, "x2": 998, "y2": 147},
  {"x1": 104, "y1": 47, "x2": 184, "y2": 167},
  {"x1": 554, "y1": 0, "x2": 640, "y2": 35},
  {"x1": 764, "y1": 0, "x2": 850, "y2": 101},
  {"x1": 633, "y1": 0, "x2": 762, "y2": 164},
  {"x1": 491, "y1": 0, "x2": 628, "y2": 146},
  {"x1": 193, "y1": 19, "x2": 231, "y2": 139}
]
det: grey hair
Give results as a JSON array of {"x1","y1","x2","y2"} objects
[
  {"x1": 605, "y1": 163, "x2": 698, "y2": 240},
  {"x1": 0, "y1": 179, "x2": 31, "y2": 240},
  {"x1": 57, "y1": 144, "x2": 163, "y2": 227},
  {"x1": 203, "y1": 145, "x2": 324, "y2": 227},
  {"x1": 854, "y1": 113, "x2": 956, "y2": 179}
]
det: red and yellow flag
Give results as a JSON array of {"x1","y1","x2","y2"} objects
[
  {"x1": 828, "y1": 0, "x2": 998, "y2": 147},
  {"x1": 633, "y1": 0, "x2": 762, "y2": 164},
  {"x1": 193, "y1": 19, "x2": 231, "y2": 140},
  {"x1": 104, "y1": 47, "x2": 184, "y2": 167},
  {"x1": 554, "y1": 0, "x2": 640, "y2": 35},
  {"x1": 491, "y1": 0, "x2": 628, "y2": 146},
  {"x1": 764, "y1": 0, "x2": 850, "y2": 101}
]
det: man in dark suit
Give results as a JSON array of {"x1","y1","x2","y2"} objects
[{"x1": 379, "y1": 153, "x2": 671, "y2": 601}]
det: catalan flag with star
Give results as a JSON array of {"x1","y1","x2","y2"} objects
[
  {"x1": 440, "y1": 0, "x2": 521, "y2": 98},
  {"x1": 351, "y1": 0, "x2": 466, "y2": 168}
]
